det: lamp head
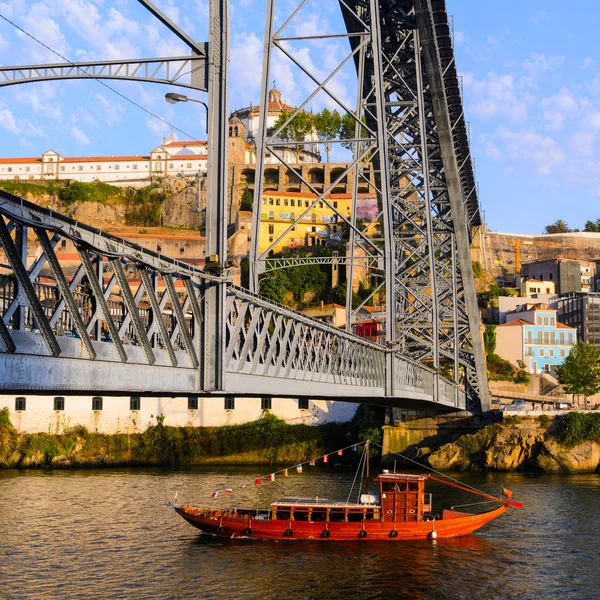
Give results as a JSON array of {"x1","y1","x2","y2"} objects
[{"x1": 165, "y1": 92, "x2": 189, "y2": 104}]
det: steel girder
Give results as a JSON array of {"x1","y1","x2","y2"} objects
[{"x1": 248, "y1": 0, "x2": 487, "y2": 410}]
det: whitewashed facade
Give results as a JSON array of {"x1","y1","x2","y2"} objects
[
  {"x1": 0, "y1": 139, "x2": 208, "y2": 187},
  {"x1": 1, "y1": 395, "x2": 358, "y2": 434}
]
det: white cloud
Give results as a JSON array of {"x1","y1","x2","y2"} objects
[
  {"x1": 0, "y1": 109, "x2": 20, "y2": 134},
  {"x1": 70, "y1": 125, "x2": 91, "y2": 144},
  {"x1": 486, "y1": 35, "x2": 500, "y2": 48},
  {"x1": 495, "y1": 126, "x2": 566, "y2": 175},
  {"x1": 540, "y1": 89, "x2": 578, "y2": 131},
  {"x1": 522, "y1": 53, "x2": 565, "y2": 75},
  {"x1": 462, "y1": 72, "x2": 528, "y2": 122},
  {"x1": 581, "y1": 57, "x2": 593, "y2": 71},
  {"x1": 454, "y1": 31, "x2": 464, "y2": 45},
  {"x1": 146, "y1": 117, "x2": 168, "y2": 137},
  {"x1": 0, "y1": 33, "x2": 9, "y2": 49},
  {"x1": 569, "y1": 130, "x2": 595, "y2": 156}
]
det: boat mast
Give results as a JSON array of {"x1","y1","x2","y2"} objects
[{"x1": 365, "y1": 440, "x2": 369, "y2": 494}]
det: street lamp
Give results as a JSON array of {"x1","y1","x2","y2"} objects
[{"x1": 165, "y1": 92, "x2": 208, "y2": 133}]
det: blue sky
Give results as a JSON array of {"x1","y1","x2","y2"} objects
[{"x1": 0, "y1": 1, "x2": 599, "y2": 234}]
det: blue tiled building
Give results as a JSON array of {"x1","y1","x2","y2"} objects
[{"x1": 496, "y1": 302, "x2": 577, "y2": 374}]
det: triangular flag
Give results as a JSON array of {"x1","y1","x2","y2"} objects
[
  {"x1": 211, "y1": 491, "x2": 219, "y2": 498},
  {"x1": 225, "y1": 488, "x2": 233, "y2": 494},
  {"x1": 502, "y1": 487, "x2": 513, "y2": 499},
  {"x1": 296, "y1": 465, "x2": 303, "y2": 473},
  {"x1": 269, "y1": 473, "x2": 275, "y2": 482},
  {"x1": 337, "y1": 450, "x2": 343, "y2": 456},
  {"x1": 255, "y1": 478, "x2": 261, "y2": 485},
  {"x1": 240, "y1": 483, "x2": 247, "y2": 489},
  {"x1": 309, "y1": 459, "x2": 315, "y2": 466},
  {"x1": 352, "y1": 445, "x2": 357, "y2": 452},
  {"x1": 284, "y1": 469, "x2": 289, "y2": 478},
  {"x1": 323, "y1": 454, "x2": 329, "y2": 464}
]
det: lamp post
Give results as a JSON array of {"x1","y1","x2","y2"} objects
[{"x1": 165, "y1": 92, "x2": 208, "y2": 133}]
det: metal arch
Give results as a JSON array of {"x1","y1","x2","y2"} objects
[{"x1": 0, "y1": 55, "x2": 208, "y2": 92}]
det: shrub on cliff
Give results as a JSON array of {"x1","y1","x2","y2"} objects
[
  {"x1": 556, "y1": 412, "x2": 600, "y2": 448},
  {"x1": 0, "y1": 407, "x2": 13, "y2": 430}
]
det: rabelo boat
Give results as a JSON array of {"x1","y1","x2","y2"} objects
[{"x1": 173, "y1": 444, "x2": 522, "y2": 541}]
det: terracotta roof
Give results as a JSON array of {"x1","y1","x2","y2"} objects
[
  {"x1": 499, "y1": 319, "x2": 531, "y2": 327},
  {"x1": 62, "y1": 156, "x2": 149, "y2": 163},
  {"x1": 165, "y1": 140, "x2": 207, "y2": 146},
  {"x1": 0, "y1": 157, "x2": 42, "y2": 164},
  {"x1": 263, "y1": 191, "x2": 375, "y2": 200},
  {"x1": 556, "y1": 322, "x2": 576, "y2": 330}
]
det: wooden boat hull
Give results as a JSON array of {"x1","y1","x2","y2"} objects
[{"x1": 174, "y1": 504, "x2": 508, "y2": 541}]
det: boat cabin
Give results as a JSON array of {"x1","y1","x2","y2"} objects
[
  {"x1": 271, "y1": 498, "x2": 381, "y2": 523},
  {"x1": 376, "y1": 472, "x2": 430, "y2": 522},
  {"x1": 269, "y1": 473, "x2": 431, "y2": 524}
]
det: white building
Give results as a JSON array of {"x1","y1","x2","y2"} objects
[
  {"x1": 0, "y1": 394, "x2": 358, "y2": 434},
  {"x1": 0, "y1": 137, "x2": 208, "y2": 187}
]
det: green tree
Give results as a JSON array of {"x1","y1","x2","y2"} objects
[
  {"x1": 544, "y1": 219, "x2": 571, "y2": 234},
  {"x1": 272, "y1": 109, "x2": 314, "y2": 162},
  {"x1": 240, "y1": 187, "x2": 253, "y2": 211},
  {"x1": 258, "y1": 271, "x2": 290, "y2": 304},
  {"x1": 584, "y1": 219, "x2": 600, "y2": 233},
  {"x1": 339, "y1": 112, "x2": 368, "y2": 153},
  {"x1": 313, "y1": 108, "x2": 341, "y2": 162},
  {"x1": 483, "y1": 324, "x2": 497, "y2": 357},
  {"x1": 558, "y1": 341, "x2": 600, "y2": 399}
]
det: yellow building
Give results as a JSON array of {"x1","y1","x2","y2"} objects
[
  {"x1": 258, "y1": 191, "x2": 379, "y2": 253},
  {"x1": 520, "y1": 279, "x2": 555, "y2": 297}
]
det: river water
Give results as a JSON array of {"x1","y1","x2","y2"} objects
[{"x1": 0, "y1": 466, "x2": 598, "y2": 599}]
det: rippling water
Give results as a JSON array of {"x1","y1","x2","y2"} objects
[{"x1": 1, "y1": 466, "x2": 599, "y2": 599}]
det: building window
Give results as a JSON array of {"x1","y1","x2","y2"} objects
[
  {"x1": 539, "y1": 349, "x2": 544, "y2": 357},
  {"x1": 188, "y1": 395, "x2": 198, "y2": 410},
  {"x1": 305, "y1": 201, "x2": 309, "y2": 208},
  {"x1": 560, "y1": 332, "x2": 565, "y2": 345},
  {"x1": 130, "y1": 396, "x2": 141, "y2": 411},
  {"x1": 568, "y1": 333, "x2": 573, "y2": 344},
  {"x1": 291, "y1": 199, "x2": 295, "y2": 207},
  {"x1": 268, "y1": 224, "x2": 274, "y2": 234},
  {"x1": 60, "y1": 166, "x2": 65, "y2": 172},
  {"x1": 92, "y1": 396, "x2": 103, "y2": 411},
  {"x1": 133, "y1": 164, "x2": 138, "y2": 170},
  {"x1": 262, "y1": 198, "x2": 267, "y2": 205},
  {"x1": 543, "y1": 317, "x2": 548, "y2": 326},
  {"x1": 298, "y1": 398, "x2": 309, "y2": 410},
  {"x1": 54, "y1": 397, "x2": 65, "y2": 411},
  {"x1": 96, "y1": 165, "x2": 101, "y2": 171},
  {"x1": 224, "y1": 396, "x2": 235, "y2": 410},
  {"x1": 560, "y1": 349, "x2": 565, "y2": 357},
  {"x1": 276, "y1": 199, "x2": 280, "y2": 205},
  {"x1": 549, "y1": 349, "x2": 554, "y2": 358},
  {"x1": 78, "y1": 165, "x2": 84, "y2": 171},
  {"x1": 179, "y1": 245, "x2": 185, "y2": 254},
  {"x1": 261, "y1": 397, "x2": 272, "y2": 410},
  {"x1": 25, "y1": 166, "x2": 30, "y2": 172},
  {"x1": 543, "y1": 331, "x2": 549, "y2": 344},
  {"x1": 284, "y1": 199, "x2": 289, "y2": 206},
  {"x1": 115, "y1": 165, "x2": 120, "y2": 170},
  {"x1": 526, "y1": 331, "x2": 532, "y2": 344},
  {"x1": 46, "y1": 165, "x2": 54, "y2": 173},
  {"x1": 187, "y1": 163, "x2": 192, "y2": 168},
  {"x1": 537, "y1": 317, "x2": 542, "y2": 325},
  {"x1": 269, "y1": 198, "x2": 274, "y2": 205},
  {"x1": 15, "y1": 396, "x2": 26, "y2": 411}
]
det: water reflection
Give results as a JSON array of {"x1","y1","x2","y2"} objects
[{"x1": 0, "y1": 468, "x2": 598, "y2": 599}]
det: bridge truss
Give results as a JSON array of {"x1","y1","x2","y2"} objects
[{"x1": 250, "y1": 0, "x2": 488, "y2": 411}]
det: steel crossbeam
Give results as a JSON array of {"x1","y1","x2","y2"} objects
[{"x1": 0, "y1": 56, "x2": 208, "y2": 92}]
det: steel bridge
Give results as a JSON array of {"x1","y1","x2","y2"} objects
[{"x1": 0, "y1": 0, "x2": 488, "y2": 412}]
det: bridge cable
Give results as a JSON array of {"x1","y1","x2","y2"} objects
[{"x1": 0, "y1": 13, "x2": 202, "y2": 143}]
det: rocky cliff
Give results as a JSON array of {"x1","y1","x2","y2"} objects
[{"x1": 426, "y1": 417, "x2": 600, "y2": 473}]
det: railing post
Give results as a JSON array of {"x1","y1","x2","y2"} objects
[{"x1": 203, "y1": 0, "x2": 229, "y2": 391}]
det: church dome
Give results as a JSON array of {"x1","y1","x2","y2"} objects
[{"x1": 268, "y1": 86, "x2": 282, "y2": 104}]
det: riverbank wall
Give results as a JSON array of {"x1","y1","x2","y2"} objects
[
  {"x1": 382, "y1": 411, "x2": 600, "y2": 473},
  {"x1": 0, "y1": 411, "x2": 356, "y2": 469}
]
